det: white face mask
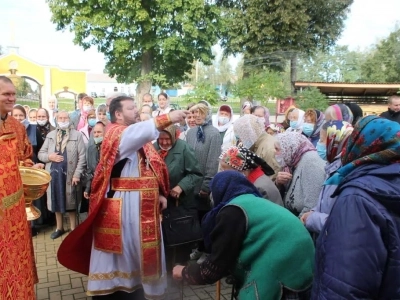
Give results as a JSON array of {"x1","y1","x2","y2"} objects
[
  {"x1": 58, "y1": 121, "x2": 70, "y2": 130},
  {"x1": 218, "y1": 116, "x2": 230, "y2": 125},
  {"x1": 37, "y1": 119, "x2": 47, "y2": 126},
  {"x1": 275, "y1": 154, "x2": 286, "y2": 167},
  {"x1": 83, "y1": 105, "x2": 92, "y2": 112},
  {"x1": 93, "y1": 136, "x2": 103, "y2": 144},
  {"x1": 159, "y1": 145, "x2": 172, "y2": 151}
]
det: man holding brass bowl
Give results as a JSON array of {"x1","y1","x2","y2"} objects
[{"x1": 0, "y1": 76, "x2": 38, "y2": 299}]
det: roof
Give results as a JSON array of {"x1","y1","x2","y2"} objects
[
  {"x1": 294, "y1": 81, "x2": 400, "y2": 97},
  {"x1": 86, "y1": 73, "x2": 119, "y2": 83}
]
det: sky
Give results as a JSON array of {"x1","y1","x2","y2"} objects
[{"x1": 0, "y1": 0, "x2": 399, "y2": 73}]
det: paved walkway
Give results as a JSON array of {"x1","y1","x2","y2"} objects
[{"x1": 32, "y1": 225, "x2": 233, "y2": 300}]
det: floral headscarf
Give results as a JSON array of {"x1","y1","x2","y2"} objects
[
  {"x1": 276, "y1": 131, "x2": 316, "y2": 168},
  {"x1": 310, "y1": 110, "x2": 325, "y2": 140},
  {"x1": 327, "y1": 116, "x2": 400, "y2": 185},
  {"x1": 326, "y1": 104, "x2": 354, "y2": 124},
  {"x1": 324, "y1": 120, "x2": 353, "y2": 163},
  {"x1": 233, "y1": 114, "x2": 265, "y2": 149},
  {"x1": 219, "y1": 146, "x2": 274, "y2": 175},
  {"x1": 202, "y1": 171, "x2": 261, "y2": 252}
]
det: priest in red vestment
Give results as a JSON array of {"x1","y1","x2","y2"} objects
[
  {"x1": 58, "y1": 95, "x2": 188, "y2": 299},
  {"x1": 0, "y1": 76, "x2": 37, "y2": 299}
]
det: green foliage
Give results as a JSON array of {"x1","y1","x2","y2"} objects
[
  {"x1": 181, "y1": 82, "x2": 220, "y2": 105},
  {"x1": 232, "y1": 70, "x2": 289, "y2": 103},
  {"x1": 47, "y1": 0, "x2": 221, "y2": 91},
  {"x1": 361, "y1": 27, "x2": 400, "y2": 82},
  {"x1": 218, "y1": 0, "x2": 353, "y2": 72},
  {"x1": 297, "y1": 45, "x2": 366, "y2": 82},
  {"x1": 295, "y1": 87, "x2": 328, "y2": 111},
  {"x1": 14, "y1": 78, "x2": 33, "y2": 97}
]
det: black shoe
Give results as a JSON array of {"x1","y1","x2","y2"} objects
[
  {"x1": 50, "y1": 229, "x2": 65, "y2": 239},
  {"x1": 31, "y1": 227, "x2": 38, "y2": 237}
]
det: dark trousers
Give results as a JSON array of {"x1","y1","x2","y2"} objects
[{"x1": 92, "y1": 289, "x2": 145, "y2": 300}]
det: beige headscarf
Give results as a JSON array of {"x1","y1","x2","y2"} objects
[{"x1": 233, "y1": 114, "x2": 265, "y2": 149}]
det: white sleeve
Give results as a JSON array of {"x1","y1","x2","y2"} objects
[{"x1": 118, "y1": 119, "x2": 160, "y2": 159}]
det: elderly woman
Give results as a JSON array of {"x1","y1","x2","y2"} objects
[
  {"x1": 301, "y1": 121, "x2": 353, "y2": 233},
  {"x1": 38, "y1": 111, "x2": 86, "y2": 239},
  {"x1": 251, "y1": 105, "x2": 270, "y2": 130},
  {"x1": 95, "y1": 103, "x2": 108, "y2": 125},
  {"x1": 312, "y1": 116, "x2": 400, "y2": 298},
  {"x1": 154, "y1": 125, "x2": 202, "y2": 209},
  {"x1": 324, "y1": 103, "x2": 353, "y2": 124},
  {"x1": 219, "y1": 146, "x2": 283, "y2": 206},
  {"x1": 302, "y1": 109, "x2": 325, "y2": 146},
  {"x1": 186, "y1": 102, "x2": 222, "y2": 261},
  {"x1": 212, "y1": 104, "x2": 236, "y2": 152},
  {"x1": 286, "y1": 108, "x2": 305, "y2": 133},
  {"x1": 152, "y1": 92, "x2": 174, "y2": 117},
  {"x1": 233, "y1": 114, "x2": 280, "y2": 178},
  {"x1": 47, "y1": 95, "x2": 58, "y2": 126},
  {"x1": 179, "y1": 103, "x2": 196, "y2": 141},
  {"x1": 173, "y1": 171, "x2": 315, "y2": 299},
  {"x1": 275, "y1": 132, "x2": 325, "y2": 217}
]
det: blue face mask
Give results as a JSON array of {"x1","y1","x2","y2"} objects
[
  {"x1": 290, "y1": 120, "x2": 298, "y2": 129},
  {"x1": 88, "y1": 119, "x2": 97, "y2": 127},
  {"x1": 302, "y1": 123, "x2": 314, "y2": 137},
  {"x1": 316, "y1": 142, "x2": 327, "y2": 161},
  {"x1": 106, "y1": 112, "x2": 111, "y2": 121}
]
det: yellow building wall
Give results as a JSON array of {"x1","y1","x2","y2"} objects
[
  {"x1": 50, "y1": 68, "x2": 86, "y2": 95},
  {"x1": 0, "y1": 53, "x2": 45, "y2": 84}
]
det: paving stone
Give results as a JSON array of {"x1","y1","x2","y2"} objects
[
  {"x1": 61, "y1": 287, "x2": 85, "y2": 296},
  {"x1": 48, "y1": 284, "x2": 72, "y2": 293},
  {"x1": 36, "y1": 288, "x2": 49, "y2": 299}
]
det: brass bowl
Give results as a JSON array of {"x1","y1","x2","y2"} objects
[{"x1": 19, "y1": 167, "x2": 51, "y2": 221}]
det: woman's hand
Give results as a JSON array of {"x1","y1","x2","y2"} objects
[
  {"x1": 32, "y1": 163, "x2": 45, "y2": 169},
  {"x1": 159, "y1": 195, "x2": 167, "y2": 211},
  {"x1": 276, "y1": 171, "x2": 292, "y2": 186},
  {"x1": 172, "y1": 265, "x2": 185, "y2": 280},
  {"x1": 72, "y1": 177, "x2": 80, "y2": 186},
  {"x1": 49, "y1": 152, "x2": 64, "y2": 163},
  {"x1": 83, "y1": 192, "x2": 90, "y2": 199},
  {"x1": 170, "y1": 186, "x2": 183, "y2": 199},
  {"x1": 300, "y1": 211, "x2": 313, "y2": 224}
]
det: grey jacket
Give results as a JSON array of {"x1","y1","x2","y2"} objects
[
  {"x1": 38, "y1": 128, "x2": 87, "y2": 211},
  {"x1": 186, "y1": 124, "x2": 222, "y2": 209},
  {"x1": 283, "y1": 151, "x2": 325, "y2": 217}
]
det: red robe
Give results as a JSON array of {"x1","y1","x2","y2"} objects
[
  {"x1": 58, "y1": 116, "x2": 171, "y2": 279},
  {"x1": 0, "y1": 123, "x2": 37, "y2": 299}
]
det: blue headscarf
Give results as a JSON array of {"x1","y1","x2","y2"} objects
[
  {"x1": 202, "y1": 171, "x2": 261, "y2": 252},
  {"x1": 326, "y1": 115, "x2": 400, "y2": 186}
]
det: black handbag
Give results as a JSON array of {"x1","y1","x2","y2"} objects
[{"x1": 162, "y1": 199, "x2": 203, "y2": 247}]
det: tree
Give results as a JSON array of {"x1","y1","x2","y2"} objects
[
  {"x1": 295, "y1": 86, "x2": 328, "y2": 111},
  {"x1": 14, "y1": 78, "x2": 33, "y2": 97},
  {"x1": 297, "y1": 45, "x2": 366, "y2": 82},
  {"x1": 232, "y1": 69, "x2": 289, "y2": 103},
  {"x1": 217, "y1": 0, "x2": 352, "y2": 87},
  {"x1": 181, "y1": 82, "x2": 220, "y2": 105},
  {"x1": 47, "y1": 0, "x2": 221, "y2": 102},
  {"x1": 361, "y1": 27, "x2": 400, "y2": 82}
]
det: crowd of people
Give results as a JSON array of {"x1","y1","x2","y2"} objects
[{"x1": 1, "y1": 72, "x2": 400, "y2": 299}]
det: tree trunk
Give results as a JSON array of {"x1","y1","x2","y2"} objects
[
  {"x1": 290, "y1": 54, "x2": 297, "y2": 94},
  {"x1": 136, "y1": 50, "x2": 152, "y2": 107}
]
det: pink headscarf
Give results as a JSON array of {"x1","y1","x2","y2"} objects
[{"x1": 276, "y1": 131, "x2": 316, "y2": 168}]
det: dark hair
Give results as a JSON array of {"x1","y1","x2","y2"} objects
[
  {"x1": 13, "y1": 104, "x2": 27, "y2": 118},
  {"x1": 186, "y1": 102, "x2": 196, "y2": 110},
  {"x1": 77, "y1": 93, "x2": 88, "y2": 101},
  {"x1": 158, "y1": 92, "x2": 168, "y2": 100},
  {"x1": 109, "y1": 96, "x2": 134, "y2": 123},
  {"x1": 37, "y1": 108, "x2": 50, "y2": 119},
  {"x1": 143, "y1": 93, "x2": 153, "y2": 100},
  {"x1": 250, "y1": 105, "x2": 265, "y2": 114},
  {"x1": 345, "y1": 103, "x2": 363, "y2": 126},
  {"x1": 0, "y1": 76, "x2": 13, "y2": 84}
]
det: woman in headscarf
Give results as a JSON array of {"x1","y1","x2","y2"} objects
[
  {"x1": 241, "y1": 100, "x2": 252, "y2": 115},
  {"x1": 154, "y1": 125, "x2": 202, "y2": 209},
  {"x1": 186, "y1": 103, "x2": 222, "y2": 261},
  {"x1": 38, "y1": 111, "x2": 86, "y2": 239},
  {"x1": 95, "y1": 103, "x2": 108, "y2": 125},
  {"x1": 212, "y1": 104, "x2": 236, "y2": 152},
  {"x1": 280, "y1": 105, "x2": 297, "y2": 130},
  {"x1": 152, "y1": 92, "x2": 174, "y2": 117},
  {"x1": 233, "y1": 114, "x2": 280, "y2": 179},
  {"x1": 312, "y1": 116, "x2": 400, "y2": 299},
  {"x1": 219, "y1": 146, "x2": 283, "y2": 206},
  {"x1": 47, "y1": 95, "x2": 58, "y2": 126},
  {"x1": 275, "y1": 132, "x2": 325, "y2": 217},
  {"x1": 324, "y1": 103, "x2": 353, "y2": 124},
  {"x1": 303, "y1": 109, "x2": 325, "y2": 146},
  {"x1": 301, "y1": 121, "x2": 353, "y2": 233},
  {"x1": 286, "y1": 108, "x2": 305, "y2": 133},
  {"x1": 251, "y1": 105, "x2": 270, "y2": 130},
  {"x1": 172, "y1": 171, "x2": 315, "y2": 300},
  {"x1": 345, "y1": 102, "x2": 363, "y2": 125}
]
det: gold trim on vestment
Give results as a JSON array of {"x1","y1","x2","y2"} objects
[
  {"x1": 142, "y1": 240, "x2": 161, "y2": 249},
  {"x1": 2, "y1": 188, "x2": 23, "y2": 209},
  {"x1": 95, "y1": 228, "x2": 121, "y2": 235},
  {"x1": 87, "y1": 284, "x2": 166, "y2": 299},
  {"x1": 88, "y1": 270, "x2": 140, "y2": 281}
]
